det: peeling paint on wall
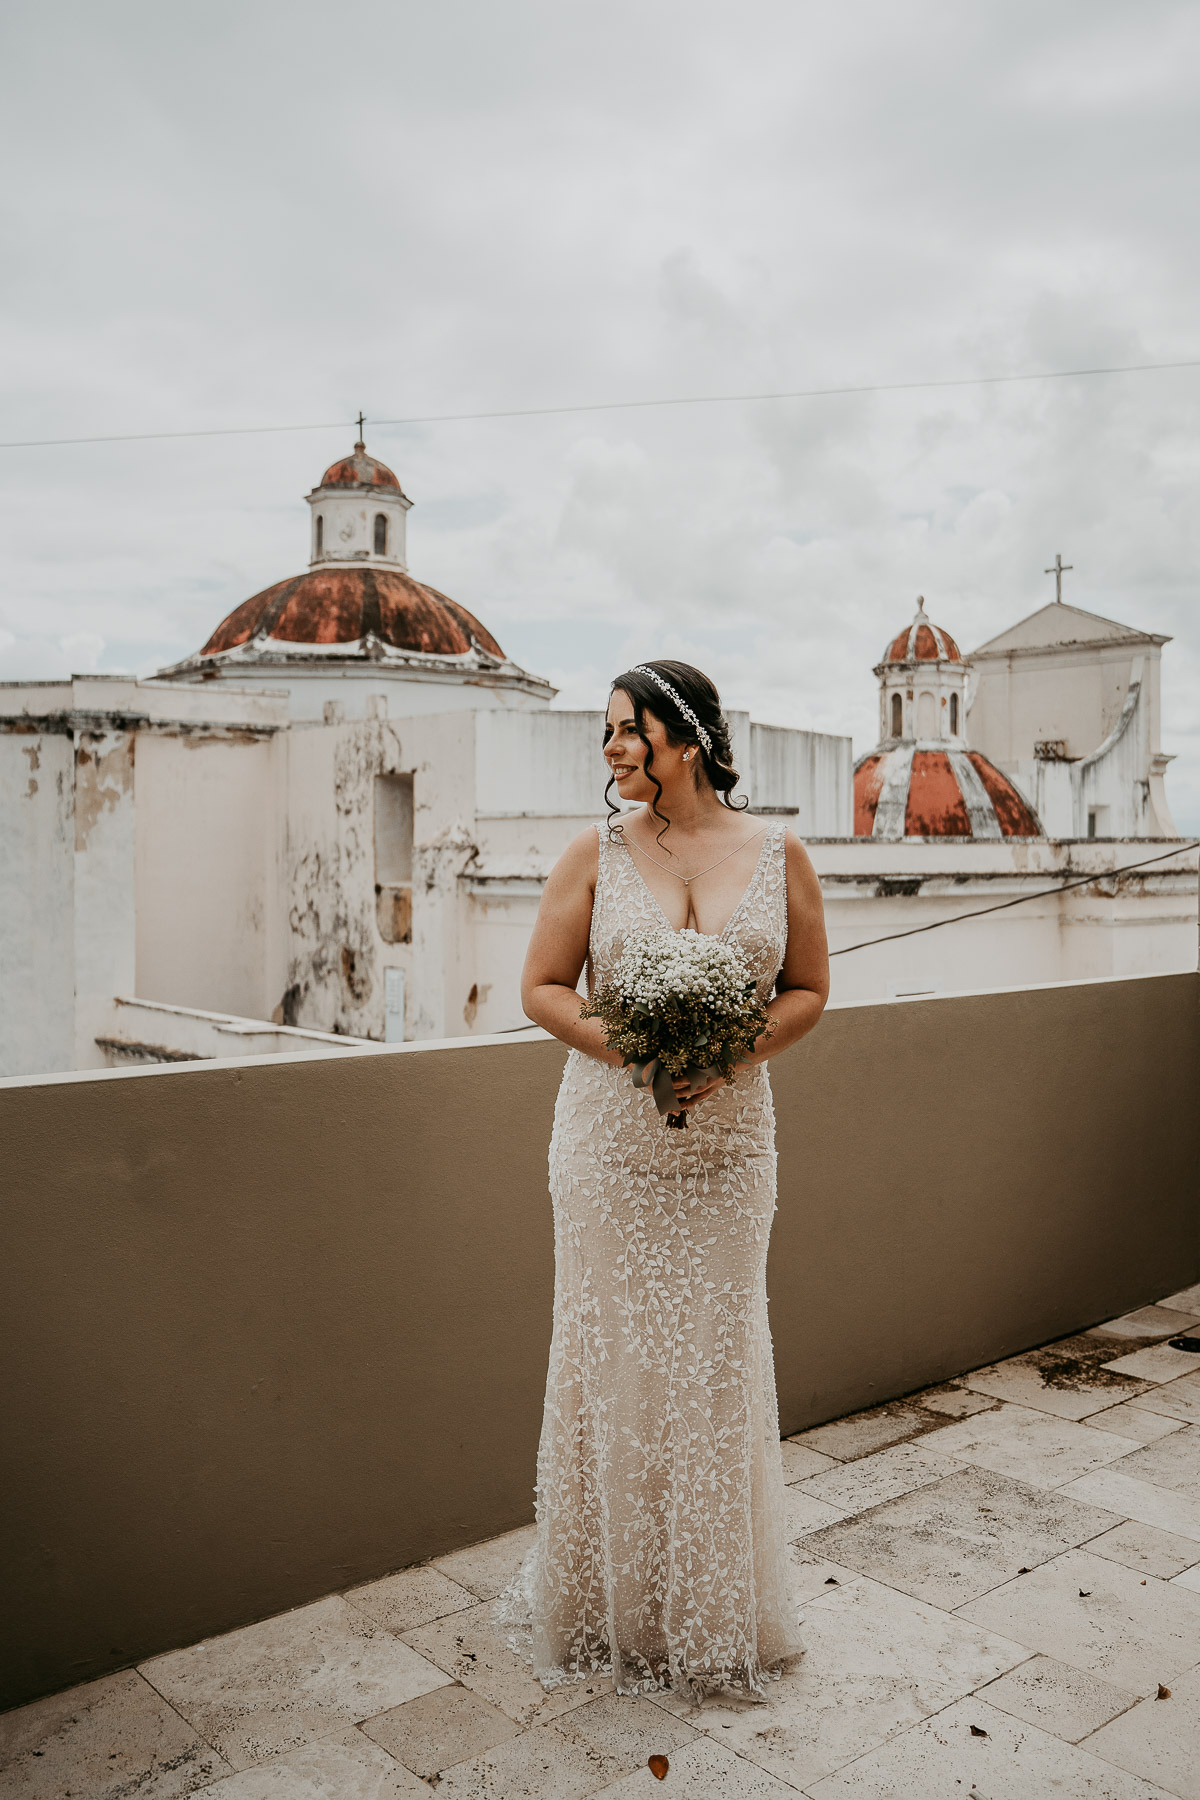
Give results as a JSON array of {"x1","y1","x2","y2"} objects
[
  {"x1": 74, "y1": 732, "x2": 134, "y2": 851},
  {"x1": 283, "y1": 719, "x2": 411, "y2": 1039},
  {"x1": 463, "y1": 981, "x2": 491, "y2": 1025}
]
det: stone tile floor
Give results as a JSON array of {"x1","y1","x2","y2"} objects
[{"x1": 4, "y1": 1282, "x2": 1200, "y2": 1799}]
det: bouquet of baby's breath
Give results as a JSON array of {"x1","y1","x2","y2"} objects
[{"x1": 581, "y1": 928, "x2": 772, "y2": 1128}]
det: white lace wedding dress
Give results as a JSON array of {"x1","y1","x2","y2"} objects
[{"x1": 499, "y1": 819, "x2": 800, "y2": 1701}]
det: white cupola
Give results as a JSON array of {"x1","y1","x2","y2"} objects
[
  {"x1": 306, "y1": 438, "x2": 413, "y2": 571},
  {"x1": 874, "y1": 596, "x2": 968, "y2": 744}
]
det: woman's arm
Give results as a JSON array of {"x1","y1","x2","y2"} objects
[
  {"x1": 672, "y1": 831, "x2": 828, "y2": 1111},
  {"x1": 744, "y1": 830, "x2": 829, "y2": 1063},
  {"x1": 521, "y1": 828, "x2": 625, "y2": 1066}
]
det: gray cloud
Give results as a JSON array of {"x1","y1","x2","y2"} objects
[{"x1": 2, "y1": 0, "x2": 1198, "y2": 821}]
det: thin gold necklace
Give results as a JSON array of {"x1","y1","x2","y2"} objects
[{"x1": 625, "y1": 827, "x2": 767, "y2": 888}]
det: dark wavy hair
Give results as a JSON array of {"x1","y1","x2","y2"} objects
[{"x1": 604, "y1": 659, "x2": 747, "y2": 842}]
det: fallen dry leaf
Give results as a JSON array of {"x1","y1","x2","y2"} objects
[
  {"x1": 1078, "y1": 1589, "x2": 1091, "y2": 1597},
  {"x1": 1157, "y1": 1685, "x2": 1172, "y2": 1700},
  {"x1": 824, "y1": 1576, "x2": 839, "y2": 1585},
  {"x1": 1017, "y1": 1566, "x2": 1031, "y2": 1575},
  {"x1": 649, "y1": 1754, "x2": 670, "y2": 1779},
  {"x1": 969, "y1": 1724, "x2": 988, "y2": 1738}
]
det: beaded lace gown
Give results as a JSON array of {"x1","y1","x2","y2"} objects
[{"x1": 500, "y1": 819, "x2": 799, "y2": 1700}]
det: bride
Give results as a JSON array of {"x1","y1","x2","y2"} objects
[{"x1": 505, "y1": 659, "x2": 829, "y2": 1702}]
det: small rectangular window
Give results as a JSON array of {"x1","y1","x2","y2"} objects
[
  {"x1": 375, "y1": 773, "x2": 413, "y2": 944},
  {"x1": 1087, "y1": 810, "x2": 1097, "y2": 838},
  {"x1": 375, "y1": 774, "x2": 413, "y2": 883}
]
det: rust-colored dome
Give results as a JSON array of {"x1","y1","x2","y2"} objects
[
  {"x1": 883, "y1": 599, "x2": 961, "y2": 665},
  {"x1": 854, "y1": 746, "x2": 1040, "y2": 839},
  {"x1": 316, "y1": 441, "x2": 404, "y2": 493},
  {"x1": 201, "y1": 566, "x2": 505, "y2": 659}
]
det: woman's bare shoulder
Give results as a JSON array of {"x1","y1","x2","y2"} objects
[
  {"x1": 548, "y1": 824, "x2": 602, "y2": 889},
  {"x1": 782, "y1": 827, "x2": 821, "y2": 886}
]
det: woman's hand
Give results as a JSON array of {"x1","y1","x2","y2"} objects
[{"x1": 672, "y1": 1071, "x2": 727, "y2": 1112}]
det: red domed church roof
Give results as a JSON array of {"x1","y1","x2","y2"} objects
[
  {"x1": 856, "y1": 594, "x2": 1041, "y2": 838},
  {"x1": 316, "y1": 440, "x2": 406, "y2": 494},
  {"x1": 855, "y1": 746, "x2": 1040, "y2": 839},
  {"x1": 881, "y1": 598, "x2": 960, "y2": 665},
  {"x1": 154, "y1": 437, "x2": 554, "y2": 702},
  {"x1": 201, "y1": 566, "x2": 504, "y2": 659}
]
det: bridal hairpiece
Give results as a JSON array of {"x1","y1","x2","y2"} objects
[{"x1": 632, "y1": 667, "x2": 713, "y2": 755}]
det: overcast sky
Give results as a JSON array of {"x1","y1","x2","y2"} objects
[{"x1": 2, "y1": 0, "x2": 1198, "y2": 825}]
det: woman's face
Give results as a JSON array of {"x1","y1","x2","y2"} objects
[{"x1": 604, "y1": 688, "x2": 683, "y2": 802}]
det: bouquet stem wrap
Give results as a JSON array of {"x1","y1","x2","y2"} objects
[{"x1": 629, "y1": 1056, "x2": 723, "y2": 1128}]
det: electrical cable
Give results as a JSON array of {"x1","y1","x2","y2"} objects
[
  {"x1": 2, "y1": 358, "x2": 1198, "y2": 451},
  {"x1": 829, "y1": 839, "x2": 1200, "y2": 957}
]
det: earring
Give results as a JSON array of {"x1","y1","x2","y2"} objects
[{"x1": 683, "y1": 750, "x2": 691, "y2": 761}]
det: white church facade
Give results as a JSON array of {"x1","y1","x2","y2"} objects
[{"x1": 967, "y1": 596, "x2": 1178, "y2": 841}]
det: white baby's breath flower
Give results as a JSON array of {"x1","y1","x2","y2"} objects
[{"x1": 614, "y1": 929, "x2": 750, "y2": 1015}]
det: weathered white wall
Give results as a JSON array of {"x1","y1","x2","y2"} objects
[
  {"x1": 196, "y1": 666, "x2": 553, "y2": 724},
  {"x1": 460, "y1": 882, "x2": 542, "y2": 1037},
  {"x1": 273, "y1": 710, "x2": 483, "y2": 1046},
  {"x1": 135, "y1": 734, "x2": 281, "y2": 1020},
  {"x1": 405, "y1": 712, "x2": 479, "y2": 1042},
  {"x1": 967, "y1": 603, "x2": 1182, "y2": 843},
  {"x1": 751, "y1": 724, "x2": 854, "y2": 835},
  {"x1": 0, "y1": 730, "x2": 74, "y2": 1076},
  {"x1": 876, "y1": 661, "x2": 967, "y2": 747},
  {"x1": 101, "y1": 997, "x2": 373, "y2": 1064},
  {"x1": 72, "y1": 729, "x2": 137, "y2": 1070},
  {"x1": 811, "y1": 838, "x2": 1198, "y2": 1006},
  {"x1": 475, "y1": 711, "x2": 608, "y2": 818},
  {"x1": 17, "y1": 671, "x2": 1187, "y2": 1072},
  {"x1": 968, "y1": 638, "x2": 1151, "y2": 766},
  {"x1": 1009, "y1": 662, "x2": 1177, "y2": 840},
  {"x1": 474, "y1": 709, "x2": 853, "y2": 836},
  {"x1": 279, "y1": 719, "x2": 401, "y2": 1040},
  {"x1": 307, "y1": 485, "x2": 410, "y2": 571}
]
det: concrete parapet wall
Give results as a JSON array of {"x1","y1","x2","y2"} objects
[{"x1": 1, "y1": 972, "x2": 1197, "y2": 1708}]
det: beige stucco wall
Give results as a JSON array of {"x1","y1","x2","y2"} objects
[{"x1": 1, "y1": 973, "x2": 1197, "y2": 1708}]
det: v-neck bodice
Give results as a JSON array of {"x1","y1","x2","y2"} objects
[
  {"x1": 590, "y1": 818, "x2": 788, "y2": 1003},
  {"x1": 619, "y1": 825, "x2": 771, "y2": 941}
]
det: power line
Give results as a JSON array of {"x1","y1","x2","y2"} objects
[
  {"x1": 0, "y1": 418, "x2": 353, "y2": 451},
  {"x1": 2, "y1": 357, "x2": 1198, "y2": 452},
  {"x1": 829, "y1": 840, "x2": 1200, "y2": 957},
  {"x1": 371, "y1": 358, "x2": 1200, "y2": 429}
]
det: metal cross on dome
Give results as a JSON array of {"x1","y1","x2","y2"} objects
[
  {"x1": 356, "y1": 411, "x2": 366, "y2": 444},
  {"x1": 1045, "y1": 552, "x2": 1073, "y2": 602}
]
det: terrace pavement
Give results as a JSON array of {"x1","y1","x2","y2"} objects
[{"x1": 4, "y1": 1285, "x2": 1200, "y2": 1799}]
